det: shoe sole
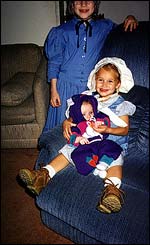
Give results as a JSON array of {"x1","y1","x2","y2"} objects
[
  {"x1": 102, "y1": 194, "x2": 121, "y2": 212},
  {"x1": 27, "y1": 185, "x2": 40, "y2": 196},
  {"x1": 97, "y1": 204, "x2": 111, "y2": 213},
  {"x1": 19, "y1": 169, "x2": 34, "y2": 186}
]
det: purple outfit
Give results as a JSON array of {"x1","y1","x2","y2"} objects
[{"x1": 68, "y1": 94, "x2": 122, "y2": 175}]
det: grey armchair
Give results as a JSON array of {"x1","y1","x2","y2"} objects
[{"x1": 1, "y1": 43, "x2": 49, "y2": 148}]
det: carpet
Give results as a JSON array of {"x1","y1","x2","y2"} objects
[{"x1": 1, "y1": 148, "x2": 74, "y2": 244}]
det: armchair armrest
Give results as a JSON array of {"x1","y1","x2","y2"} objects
[{"x1": 33, "y1": 55, "x2": 49, "y2": 129}]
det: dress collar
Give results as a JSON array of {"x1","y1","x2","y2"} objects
[
  {"x1": 74, "y1": 17, "x2": 93, "y2": 52},
  {"x1": 95, "y1": 93, "x2": 120, "y2": 109}
]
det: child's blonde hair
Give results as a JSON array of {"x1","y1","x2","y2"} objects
[{"x1": 96, "y1": 63, "x2": 121, "y2": 83}]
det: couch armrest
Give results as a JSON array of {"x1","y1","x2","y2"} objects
[{"x1": 33, "y1": 55, "x2": 49, "y2": 129}]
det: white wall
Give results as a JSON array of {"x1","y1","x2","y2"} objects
[
  {"x1": 100, "y1": 1, "x2": 149, "y2": 23},
  {"x1": 1, "y1": 1, "x2": 149, "y2": 46},
  {"x1": 1, "y1": 1, "x2": 59, "y2": 46}
]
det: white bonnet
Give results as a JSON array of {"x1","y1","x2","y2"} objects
[{"x1": 87, "y1": 57, "x2": 134, "y2": 93}]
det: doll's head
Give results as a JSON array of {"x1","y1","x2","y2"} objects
[
  {"x1": 80, "y1": 100, "x2": 94, "y2": 121},
  {"x1": 69, "y1": 94, "x2": 98, "y2": 124}
]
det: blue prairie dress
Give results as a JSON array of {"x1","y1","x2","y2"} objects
[{"x1": 43, "y1": 17, "x2": 117, "y2": 132}]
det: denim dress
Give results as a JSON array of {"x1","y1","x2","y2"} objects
[{"x1": 42, "y1": 17, "x2": 116, "y2": 131}]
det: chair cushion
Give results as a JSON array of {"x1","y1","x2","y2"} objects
[
  {"x1": 1, "y1": 72, "x2": 34, "y2": 106},
  {"x1": 1, "y1": 95, "x2": 35, "y2": 125}
]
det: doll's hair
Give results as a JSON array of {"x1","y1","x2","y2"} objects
[{"x1": 65, "y1": 1, "x2": 103, "y2": 21}]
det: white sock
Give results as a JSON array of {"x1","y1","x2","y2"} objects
[
  {"x1": 93, "y1": 169, "x2": 107, "y2": 179},
  {"x1": 93, "y1": 162, "x2": 108, "y2": 179},
  {"x1": 104, "y1": 177, "x2": 121, "y2": 189},
  {"x1": 43, "y1": 165, "x2": 56, "y2": 178},
  {"x1": 99, "y1": 170, "x2": 107, "y2": 179}
]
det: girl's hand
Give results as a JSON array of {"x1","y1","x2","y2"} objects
[
  {"x1": 92, "y1": 124, "x2": 108, "y2": 134},
  {"x1": 50, "y1": 90, "x2": 61, "y2": 107},
  {"x1": 123, "y1": 15, "x2": 138, "y2": 32},
  {"x1": 63, "y1": 118, "x2": 76, "y2": 140},
  {"x1": 50, "y1": 78, "x2": 61, "y2": 107}
]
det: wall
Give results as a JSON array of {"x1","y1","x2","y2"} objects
[
  {"x1": 1, "y1": 1, "x2": 59, "y2": 46},
  {"x1": 100, "y1": 1, "x2": 149, "y2": 24},
  {"x1": 1, "y1": 1, "x2": 149, "y2": 46}
]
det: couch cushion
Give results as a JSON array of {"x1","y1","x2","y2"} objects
[
  {"x1": 1, "y1": 72, "x2": 34, "y2": 106},
  {"x1": 36, "y1": 162, "x2": 149, "y2": 244},
  {"x1": 1, "y1": 95, "x2": 35, "y2": 125},
  {"x1": 38, "y1": 124, "x2": 67, "y2": 157}
]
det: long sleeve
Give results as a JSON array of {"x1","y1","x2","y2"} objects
[{"x1": 44, "y1": 27, "x2": 65, "y2": 82}]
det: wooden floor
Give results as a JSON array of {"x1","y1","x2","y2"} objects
[{"x1": 1, "y1": 148, "x2": 74, "y2": 244}]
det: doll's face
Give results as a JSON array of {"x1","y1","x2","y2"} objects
[
  {"x1": 95, "y1": 67, "x2": 121, "y2": 98},
  {"x1": 81, "y1": 101, "x2": 94, "y2": 121},
  {"x1": 73, "y1": 1, "x2": 95, "y2": 20}
]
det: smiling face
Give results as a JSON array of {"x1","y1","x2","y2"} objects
[
  {"x1": 95, "y1": 64, "x2": 121, "y2": 98},
  {"x1": 73, "y1": 1, "x2": 95, "y2": 20}
]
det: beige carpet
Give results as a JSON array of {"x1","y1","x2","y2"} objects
[{"x1": 1, "y1": 148, "x2": 74, "y2": 244}]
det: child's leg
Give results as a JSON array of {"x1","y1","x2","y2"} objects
[
  {"x1": 43, "y1": 153, "x2": 70, "y2": 176},
  {"x1": 97, "y1": 157, "x2": 125, "y2": 214},
  {"x1": 105, "y1": 165, "x2": 122, "y2": 188},
  {"x1": 19, "y1": 153, "x2": 69, "y2": 195}
]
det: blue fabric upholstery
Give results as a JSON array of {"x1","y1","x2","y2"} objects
[
  {"x1": 100, "y1": 21, "x2": 149, "y2": 89},
  {"x1": 35, "y1": 21, "x2": 149, "y2": 244}
]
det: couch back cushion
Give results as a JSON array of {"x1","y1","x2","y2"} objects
[
  {"x1": 100, "y1": 21, "x2": 149, "y2": 89},
  {"x1": 1, "y1": 43, "x2": 42, "y2": 85},
  {"x1": 120, "y1": 85, "x2": 149, "y2": 156}
]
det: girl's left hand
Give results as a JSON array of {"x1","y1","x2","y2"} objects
[{"x1": 123, "y1": 15, "x2": 138, "y2": 32}]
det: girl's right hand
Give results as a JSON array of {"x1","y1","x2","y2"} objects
[
  {"x1": 50, "y1": 90, "x2": 61, "y2": 107},
  {"x1": 50, "y1": 78, "x2": 61, "y2": 107},
  {"x1": 63, "y1": 119, "x2": 76, "y2": 140}
]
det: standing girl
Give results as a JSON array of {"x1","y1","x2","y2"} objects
[{"x1": 43, "y1": 0, "x2": 138, "y2": 131}]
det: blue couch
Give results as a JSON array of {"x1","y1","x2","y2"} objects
[{"x1": 35, "y1": 21, "x2": 149, "y2": 244}]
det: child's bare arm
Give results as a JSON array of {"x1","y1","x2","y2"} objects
[{"x1": 93, "y1": 115, "x2": 129, "y2": 136}]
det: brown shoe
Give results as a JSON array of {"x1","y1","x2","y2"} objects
[
  {"x1": 19, "y1": 168, "x2": 50, "y2": 195},
  {"x1": 97, "y1": 178, "x2": 125, "y2": 214}
]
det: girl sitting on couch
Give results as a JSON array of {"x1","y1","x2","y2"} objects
[{"x1": 19, "y1": 57, "x2": 136, "y2": 214}]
